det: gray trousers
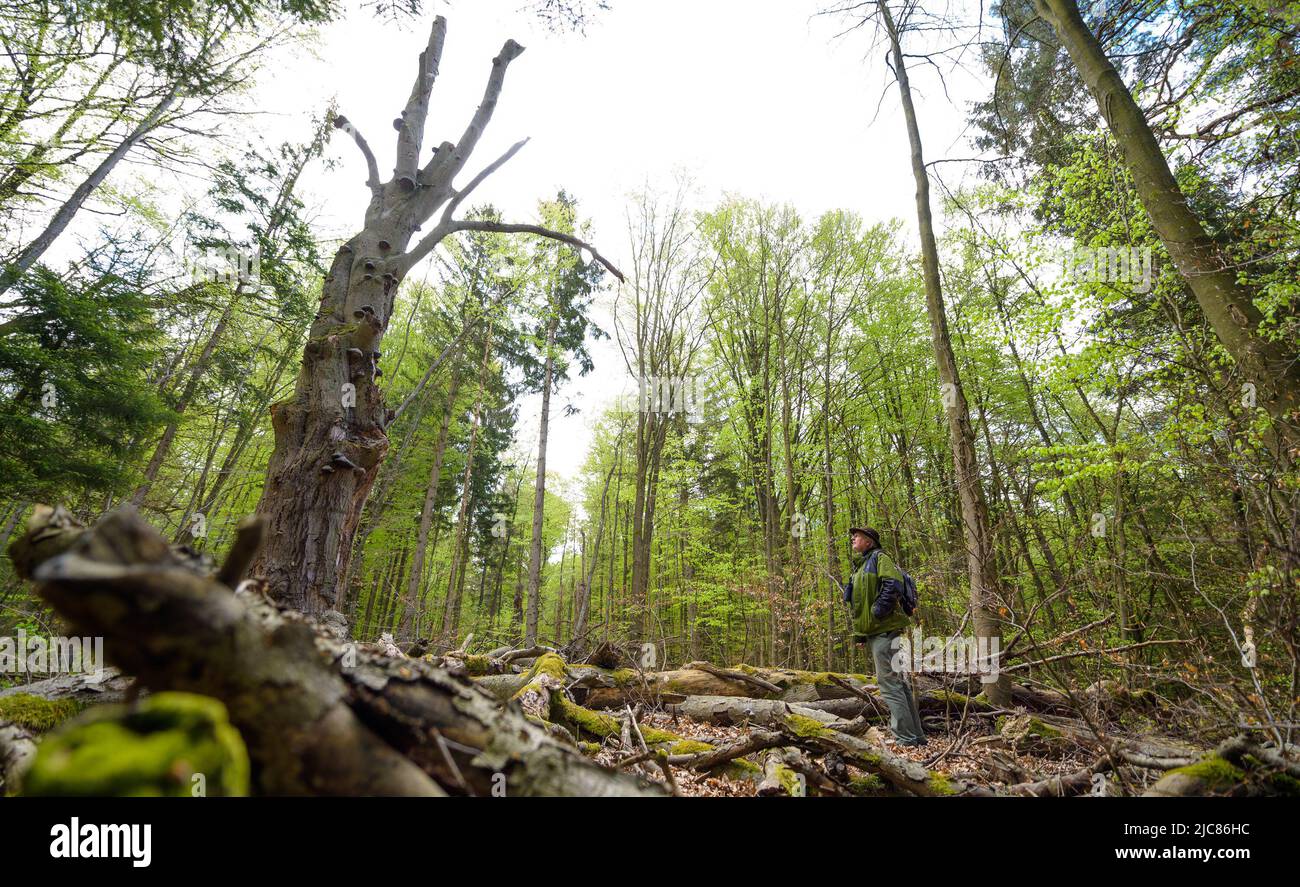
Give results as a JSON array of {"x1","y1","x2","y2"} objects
[{"x1": 868, "y1": 630, "x2": 926, "y2": 745}]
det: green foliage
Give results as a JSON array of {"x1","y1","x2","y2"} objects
[{"x1": 0, "y1": 265, "x2": 168, "y2": 502}]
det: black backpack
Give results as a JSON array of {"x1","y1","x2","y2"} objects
[{"x1": 866, "y1": 549, "x2": 919, "y2": 617}]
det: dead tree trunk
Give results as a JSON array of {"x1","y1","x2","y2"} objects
[{"x1": 251, "y1": 17, "x2": 621, "y2": 614}]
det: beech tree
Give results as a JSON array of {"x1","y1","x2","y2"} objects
[
  {"x1": 1027, "y1": 0, "x2": 1300, "y2": 458},
  {"x1": 250, "y1": 17, "x2": 621, "y2": 614}
]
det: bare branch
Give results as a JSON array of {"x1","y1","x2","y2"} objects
[
  {"x1": 451, "y1": 220, "x2": 624, "y2": 282},
  {"x1": 394, "y1": 15, "x2": 449, "y2": 191},
  {"x1": 332, "y1": 114, "x2": 381, "y2": 192},
  {"x1": 440, "y1": 137, "x2": 530, "y2": 225},
  {"x1": 419, "y1": 38, "x2": 525, "y2": 193},
  {"x1": 391, "y1": 319, "x2": 479, "y2": 422}
]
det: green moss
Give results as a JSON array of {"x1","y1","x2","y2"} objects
[
  {"x1": 1169, "y1": 755, "x2": 1248, "y2": 790},
  {"x1": 510, "y1": 652, "x2": 570, "y2": 704},
  {"x1": 997, "y1": 715, "x2": 1064, "y2": 739},
  {"x1": 785, "y1": 713, "x2": 832, "y2": 739},
  {"x1": 462, "y1": 655, "x2": 491, "y2": 677},
  {"x1": 926, "y1": 770, "x2": 957, "y2": 796},
  {"x1": 773, "y1": 762, "x2": 802, "y2": 795},
  {"x1": 668, "y1": 739, "x2": 713, "y2": 755},
  {"x1": 849, "y1": 773, "x2": 887, "y2": 795},
  {"x1": 0, "y1": 694, "x2": 83, "y2": 733},
  {"x1": 928, "y1": 690, "x2": 974, "y2": 707},
  {"x1": 551, "y1": 696, "x2": 621, "y2": 739},
  {"x1": 638, "y1": 726, "x2": 683, "y2": 745},
  {"x1": 609, "y1": 668, "x2": 639, "y2": 686},
  {"x1": 1262, "y1": 770, "x2": 1300, "y2": 796},
  {"x1": 523, "y1": 652, "x2": 568, "y2": 682},
  {"x1": 720, "y1": 758, "x2": 763, "y2": 780},
  {"x1": 577, "y1": 741, "x2": 602, "y2": 756},
  {"x1": 21, "y1": 692, "x2": 248, "y2": 797}
]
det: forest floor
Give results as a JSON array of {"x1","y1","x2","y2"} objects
[
  {"x1": 598, "y1": 710, "x2": 1097, "y2": 797},
  {"x1": 5, "y1": 507, "x2": 1292, "y2": 798}
]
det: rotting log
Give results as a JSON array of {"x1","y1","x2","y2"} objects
[
  {"x1": 0, "y1": 669, "x2": 134, "y2": 706},
  {"x1": 8, "y1": 506, "x2": 666, "y2": 797}
]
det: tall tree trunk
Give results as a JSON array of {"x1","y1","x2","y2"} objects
[
  {"x1": 399, "y1": 372, "x2": 463, "y2": 640},
  {"x1": 440, "y1": 329, "x2": 493, "y2": 642},
  {"x1": 131, "y1": 299, "x2": 238, "y2": 507},
  {"x1": 878, "y1": 0, "x2": 1009, "y2": 705},
  {"x1": 524, "y1": 314, "x2": 557, "y2": 645},
  {"x1": 1034, "y1": 0, "x2": 1300, "y2": 458}
]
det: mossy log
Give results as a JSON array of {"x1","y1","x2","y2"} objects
[
  {"x1": 661, "y1": 688, "x2": 996, "y2": 729},
  {"x1": 1007, "y1": 764, "x2": 1108, "y2": 797},
  {"x1": 1143, "y1": 737, "x2": 1300, "y2": 797},
  {"x1": 0, "y1": 693, "x2": 86, "y2": 733},
  {"x1": 21, "y1": 692, "x2": 250, "y2": 797},
  {"x1": 568, "y1": 664, "x2": 878, "y2": 709},
  {"x1": 9, "y1": 507, "x2": 666, "y2": 797},
  {"x1": 0, "y1": 669, "x2": 134, "y2": 707},
  {"x1": 663, "y1": 695, "x2": 858, "y2": 731},
  {"x1": 757, "y1": 749, "x2": 802, "y2": 796},
  {"x1": 776, "y1": 712, "x2": 994, "y2": 797}
]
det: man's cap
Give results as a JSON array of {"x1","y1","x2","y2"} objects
[{"x1": 849, "y1": 526, "x2": 881, "y2": 547}]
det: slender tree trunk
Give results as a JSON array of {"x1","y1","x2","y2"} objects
[
  {"x1": 399, "y1": 372, "x2": 463, "y2": 640},
  {"x1": 0, "y1": 86, "x2": 179, "y2": 297},
  {"x1": 524, "y1": 314, "x2": 557, "y2": 645},
  {"x1": 878, "y1": 0, "x2": 1009, "y2": 705},
  {"x1": 440, "y1": 329, "x2": 493, "y2": 642},
  {"x1": 131, "y1": 299, "x2": 239, "y2": 507}
]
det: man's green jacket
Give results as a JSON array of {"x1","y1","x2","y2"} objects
[{"x1": 845, "y1": 551, "x2": 911, "y2": 638}]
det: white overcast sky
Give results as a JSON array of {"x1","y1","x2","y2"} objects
[{"x1": 237, "y1": 0, "x2": 987, "y2": 481}]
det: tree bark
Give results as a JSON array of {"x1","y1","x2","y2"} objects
[{"x1": 877, "y1": 0, "x2": 1010, "y2": 705}]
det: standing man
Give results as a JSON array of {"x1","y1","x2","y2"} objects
[{"x1": 842, "y1": 526, "x2": 926, "y2": 748}]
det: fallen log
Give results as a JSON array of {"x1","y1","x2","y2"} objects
[
  {"x1": 9, "y1": 506, "x2": 666, "y2": 797},
  {"x1": 1007, "y1": 763, "x2": 1109, "y2": 797},
  {"x1": 662, "y1": 689, "x2": 996, "y2": 729},
  {"x1": 0, "y1": 669, "x2": 134, "y2": 706},
  {"x1": 757, "y1": 748, "x2": 801, "y2": 796},
  {"x1": 776, "y1": 714, "x2": 994, "y2": 797},
  {"x1": 1142, "y1": 736, "x2": 1300, "y2": 797}
]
